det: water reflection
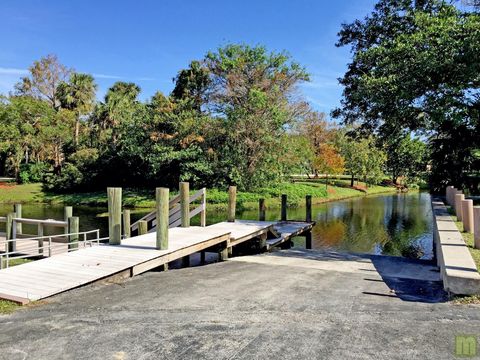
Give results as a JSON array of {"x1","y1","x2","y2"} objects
[
  {"x1": 304, "y1": 192, "x2": 433, "y2": 259},
  {"x1": 0, "y1": 192, "x2": 433, "y2": 260}
]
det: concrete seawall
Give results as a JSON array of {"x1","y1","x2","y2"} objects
[{"x1": 432, "y1": 198, "x2": 480, "y2": 295}]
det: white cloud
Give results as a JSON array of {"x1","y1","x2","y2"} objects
[
  {"x1": 92, "y1": 73, "x2": 123, "y2": 80},
  {"x1": 0, "y1": 67, "x2": 28, "y2": 76}
]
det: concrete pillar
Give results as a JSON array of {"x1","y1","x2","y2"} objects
[
  {"x1": 474, "y1": 206, "x2": 480, "y2": 249},
  {"x1": 462, "y1": 199, "x2": 474, "y2": 234},
  {"x1": 446, "y1": 186, "x2": 454, "y2": 205},
  {"x1": 455, "y1": 193, "x2": 465, "y2": 221}
]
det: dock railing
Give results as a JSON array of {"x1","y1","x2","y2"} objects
[
  {"x1": 130, "y1": 187, "x2": 206, "y2": 235},
  {"x1": 0, "y1": 229, "x2": 102, "y2": 269}
]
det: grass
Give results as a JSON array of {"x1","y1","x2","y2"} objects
[
  {"x1": 0, "y1": 183, "x2": 44, "y2": 203},
  {"x1": 0, "y1": 181, "x2": 398, "y2": 211},
  {"x1": 447, "y1": 208, "x2": 480, "y2": 304},
  {"x1": 0, "y1": 300, "x2": 19, "y2": 314}
]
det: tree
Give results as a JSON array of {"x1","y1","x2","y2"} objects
[
  {"x1": 333, "y1": 0, "x2": 480, "y2": 191},
  {"x1": 383, "y1": 133, "x2": 428, "y2": 185},
  {"x1": 313, "y1": 144, "x2": 345, "y2": 188},
  {"x1": 171, "y1": 60, "x2": 210, "y2": 111},
  {"x1": 15, "y1": 54, "x2": 71, "y2": 109},
  {"x1": 57, "y1": 72, "x2": 97, "y2": 146},
  {"x1": 93, "y1": 82, "x2": 141, "y2": 146},
  {"x1": 338, "y1": 134, "x2": 386, "y2": 187},
  {"x1": 203, "y1": 44, "x2": 310, "y2": 189}
]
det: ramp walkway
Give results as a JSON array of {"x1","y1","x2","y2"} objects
[{"x1": 0, "y1": 220, "x2": 313, "y2": 304}]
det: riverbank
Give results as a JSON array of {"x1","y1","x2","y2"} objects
[{"x1": 0, "y1": 181, "x2": 398, "y2": 210}]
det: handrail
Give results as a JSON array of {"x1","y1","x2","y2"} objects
[
  {"x1": 13, "y1": 217, "x2": 67, "y2": 227},
  {"x1": 130, "y1": 188, "x2": 206, "y2": 234},
  {"x1": 0, "y1": 229, "x2": 102, "y2": 269}
]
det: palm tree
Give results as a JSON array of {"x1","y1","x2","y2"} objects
[{"x1": 56, "y1": 72, "x2": 97, "y2": 146}]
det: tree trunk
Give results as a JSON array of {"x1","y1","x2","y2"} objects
[
  {"x1": 350, "y1": 174, "x2": 354, "y2": 187},
  {"x1": 74, "y1": 119, "x2": 80, "y2": 146}
]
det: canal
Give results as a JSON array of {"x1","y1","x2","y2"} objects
[{"x1": 0, "y1": 192, "x2": 433, "y2": 260}]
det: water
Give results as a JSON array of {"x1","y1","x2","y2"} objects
[{"x1": 0, "y1": 192, "x2": 433, "y2": 260}]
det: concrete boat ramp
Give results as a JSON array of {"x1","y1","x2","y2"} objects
[{"x1": 0, "y1": 220, "x2": 312, "y2": 304}]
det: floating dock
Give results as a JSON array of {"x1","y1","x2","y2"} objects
[{"x1": 0, "y1": 220, "x2": 312, "y2": 304}]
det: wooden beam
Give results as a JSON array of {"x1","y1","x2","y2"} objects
[
  {"x1": 138, "y1": 220, "x2": 148, "y2": 235},
  {"x1": 68, "y1": 217, "x2": 79, "y2": 250},
  {"x1": 64, "y1": 206, "x2": 73, "y2": 222},
  {"x1": 228, "y1": 186, "x2": 237, "y2": 222},
  {"x1": 37, "y1": 223, "x2": 44, "y2": 255},
  {"x1": 180, "y1": 182, "x2": 190, "y2": 228},
  {"x1": 306, "y1": 195, "x2": 312, "y2": 223},
  {"x1": 259, "y1": 198, "x2": 266, "y2": 221},
  {"x1": 14, "y1": 204, "x2": 22, "y2": 235},
  {"x1": 123, "y1": 209, "x2": 131, "y2": 238},
  {"x1": 281, "y1": 194, "x2": 287, "y2": 221},
  {"x1": 200, "y1": 188, "x2": 207, "y2": 227},
  {"x1": 6, "y1": 212, "x2": 15, "y2": 252},
  {"x1": 156, "y1": 187, "x2": 169, "y2": 250},
  {"x1": 107, "y1": 187, "x2": 122, "y2": 245}
]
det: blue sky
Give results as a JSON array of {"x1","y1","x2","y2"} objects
[{"x1": 0, "y1": 0, "x2": 377, "y2": 114}]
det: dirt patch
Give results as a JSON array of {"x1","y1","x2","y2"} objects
[{"x1": 0, "y1": 182, "x2": 16, "y2": 189}]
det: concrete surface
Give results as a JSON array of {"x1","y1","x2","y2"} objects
[
  {"x1": 432, "y1": 199, "x2": 480, "y2": 295},
  {"x1": 1, "y1": 249, "x2": 480, "y2": 360}
]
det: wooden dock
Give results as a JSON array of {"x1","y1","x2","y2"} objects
[{"x1": 0, "y1": 220, "x2": 312, "y2": 304}]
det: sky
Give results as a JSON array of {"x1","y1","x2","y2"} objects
[{"x1": 0, "y1": 0, "x2": 377, "y2": 115}]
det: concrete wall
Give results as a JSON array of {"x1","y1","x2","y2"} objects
[{"x1": 432, "y1": 199, "x2": 480, "y2": 295}]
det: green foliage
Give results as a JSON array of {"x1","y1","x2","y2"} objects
[
  {"x1": 383, "y1": 133, "x2": 429, "y2": 185},
  {"x1": 18, "y1": 162, "x2": 48, "y2": 184},
  {"x1": 43, "y1": 163, "x2": 83, "y2": 192},
  {"x1": 337, "y1": 134, "x2": 387, "y2": 186},
  {"x1": 334, "y1": 0, "x2": 480, "y2": 191}
]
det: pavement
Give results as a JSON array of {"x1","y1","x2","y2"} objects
[{"x1": 1, "y1": 249, "x2": 480, "y2": 359}]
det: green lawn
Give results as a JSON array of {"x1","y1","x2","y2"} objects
[
  {"x1": 1, "y1": 181, "x2": 398, "y2": 211},
  {"x1": 0, "y1": 183, "x2": 44, "y2": 203},
  {"x1": 449, "y1": 210, "x2": 480, "y2": 304}
]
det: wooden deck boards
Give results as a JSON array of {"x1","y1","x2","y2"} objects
[
  {"x1": 0, "y1": 220, "x2": 313, "y2": 304},
  {"x1": 0, "y1": 226, "x2": 231, "y2": 303}
]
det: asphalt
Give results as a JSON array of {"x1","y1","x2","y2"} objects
[{"x1": 1, "y1": 249, "x2": 480, "y2": 360}]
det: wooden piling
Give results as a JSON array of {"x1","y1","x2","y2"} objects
[
  {"x1": 6, "y1": 212, "x2": 15, "y2": 252},
  {"x1": 281, "y1": 194, "x2": 287, "y2": 221},
  {"x1": 64, "y1": 206, "x2": 73, "y2": 234},
  {"x1": 259, "y1": 199, "x2": 266, "y2": 221},
  {"x1": 180, "y1": 182, "x2": 190, "y2": 227},
  {"x1": 259, "y1": 232, "x2": 267, "y2": 250},
  {"x1": 156, "y1": 187, "x2": 169, "y2": 250},
  {"x1": 38, "y1": 223, "x2": 44, "y2": 255},
  {"x1": 306, "y1": 195, "x2": 312, "y2": 222},
  {"x1": 123, "y1": 209, "x2": 131, "y2": 238},
  {"x1": 474, "y1": 206, "x2": 480, "y2": 249},
  {"x1": 200, "y1": 251, "x2": 206, "y2": 264},
  {"x1": 138, "y1": 220, "x2": 148, "y2": 235},
  {"x1": 462, "y1": 199, "x2": 474, "y2": 234},
  {"x1": 68, "y1": 216, "x2": 79, "y2": 250},
  {"x1": 200, "y1": 188, "x2": 207, "y2": 227},
  {"x1": 14, "y1": 204, "x2": 22, "y2": 235},
  {"x1": 219, "y1": 241, "x2": 229, "y2": 261},
  {"x1": 228, "y1": 186, "x2": 237, "y2": 222},
  {"x1": 305, "y1": 231, "x2": 312, "y2": 249},
  {"x1": 455, "y1": 193, "x2": 465, "y2": 221},
  {"x1": 107, "y1": 187, "x2": 122, "y2": 245}
]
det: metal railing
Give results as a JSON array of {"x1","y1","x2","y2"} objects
[{"x1": 0, "y1": 229, "x2": 102, "y2": 269}]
